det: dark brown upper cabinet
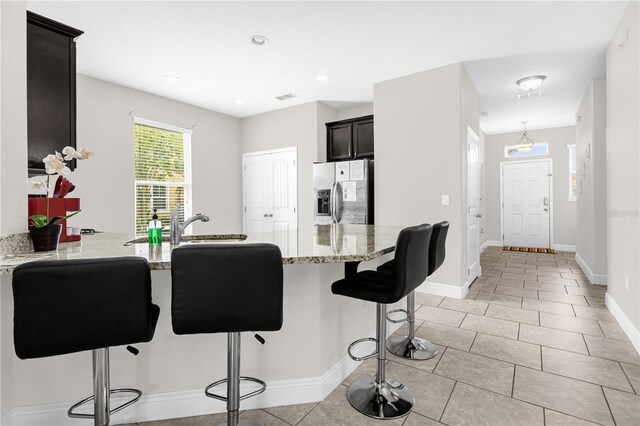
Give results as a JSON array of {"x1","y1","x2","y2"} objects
[
  {"x1": 326, "y1": 115, "x2": 374, "y2": 162},
  {"x1": 27, "y1": 11, "x2": 83, "y2": 176}
]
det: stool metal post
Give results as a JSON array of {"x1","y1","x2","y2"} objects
[
  {"x1": 93, "y1": 348, "x2": 110, "y2": 426},
  {"x1": 227, "y1": 332, "x2": 240, "y2": 426},
  {"x1": 346, "y1": 303, "x2": 414, "y2": 419},
  {"x1": 386, "y1": 291, "x2": 438, "y2": 360}
]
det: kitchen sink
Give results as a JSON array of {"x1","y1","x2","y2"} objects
[{"x1": 123, "y1": 234, "x2": 247, "y2": 246}]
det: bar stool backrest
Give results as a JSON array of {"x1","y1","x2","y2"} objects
[
  {"x1": 428, "y1": 221, "x2": 450, "y2": 276},
  {"x1": 171, "y1": 243, "x2": 283, "y2": 335},
  {"x1": 12, "y1": 257, "x2": 156, "y2": 359},
  {"x1": 391, "y1": 223, "x2": 432, "y2": 302}
]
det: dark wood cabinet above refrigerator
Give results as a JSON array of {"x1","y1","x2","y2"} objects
[
  {"x1": 27, "y1": 11, "x2": 83, "y2": 175},
  {"x1": 326, "y1": 115, "x2": 373, "y2": 162}
]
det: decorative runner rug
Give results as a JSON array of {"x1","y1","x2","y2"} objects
[{"x1": 503, "y1": 246, "x2": 557, "y2": 254}]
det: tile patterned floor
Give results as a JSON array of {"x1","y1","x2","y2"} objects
[{"x1": 138, "y1": 247, "x2": 640, "y2": 425}]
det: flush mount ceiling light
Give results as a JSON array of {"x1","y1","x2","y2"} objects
[
  {"x1": 514, "y1": 121, "x2": 535, "y2": 152},
  {"x1": 164, "y1": 75, "x2": 181, "y2": 83},
  {"x1": 250, "y1": 35, "x2": 268, "y2": 46},
  {"x1": 316, "y1": 74, "x2": 330, "y2": 81},
  {"x1": 516, "y1": 75, "x2": 546, "y2": 91}
]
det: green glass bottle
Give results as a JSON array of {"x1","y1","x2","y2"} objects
[{"x1": 148, "y1": 208, "x2": 162, "y2": 246}]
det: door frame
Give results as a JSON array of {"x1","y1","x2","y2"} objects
[
  {"x1": 499, "y1": 158, "x2": 553, "y2": 248},
  {"x1": 242, "y1": 146, "x2": 298, "y2": 233},
  {"x1": 467, "y1": 126, "x2": 481, "y2": 282}
]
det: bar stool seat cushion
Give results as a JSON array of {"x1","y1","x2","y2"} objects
[
  {"x1": 13, "y1": 257, "x2": 159, "y2": 360},
  {"x1": 171, "y1": 243, "x2": 283, "y2": 335},
  {"x1": 332, "y1": 271, "x2": 397, "y2": 304}
]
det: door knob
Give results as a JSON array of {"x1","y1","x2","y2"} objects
[
  {"x1": 268, "y1": 214, "x2": 273, "y2": 217},
  {"x1": 263, "y1": 213, "x2": 268, "y2": 218},
  {"x1": 475, "y1": 213, "x2": 482, "y2": 218},
  {"x1": 544, "y1": 208, "x2": 549, "y2": 211}
]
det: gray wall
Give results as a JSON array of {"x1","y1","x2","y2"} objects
[
  {"x1": 484, "y1": 126, "x2": 577, "y2": 247},
  {"x1": 73, "y1": 75, "x2": 243, "y2": 235},
  {"x1": 0, "y1": 0, "x2": 27, "y2": 416},
  {"x1": 605, "y1": 1, "x2": 640, "y2": 335},
  {"x1": 575, "y1": 79, "x2": 607, "y2": 279},
  {"x1": 374, "y1": 63, "x2": 479, "y2": 289}
]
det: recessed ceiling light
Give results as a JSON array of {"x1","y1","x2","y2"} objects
[
  {"x1": 250, "y1": 35, "x2": 268, "y2": 46},
  {"x1": 516, "y1": 75, "x2": 546, "y2": 91},
  {"x1": 234, "y1": 99, "x2": 245, "y2": 104},
  {"x1": 316, "y1": 75, "x2": 330, "y2": 81},
  {"x1": 164, "y1": 75, "x2": 181, "y2": 83}
]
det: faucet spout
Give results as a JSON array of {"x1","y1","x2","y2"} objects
[{"x1": 169, "y1": 205, "x2": 211, "y2": 245}]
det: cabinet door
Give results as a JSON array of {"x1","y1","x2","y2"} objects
[
  {"x1": 327, "y1": 122, "x2": 353, "y2": 161},
  {"x1": 353, "y1": 118, "x2": 374, "y2": 158}
]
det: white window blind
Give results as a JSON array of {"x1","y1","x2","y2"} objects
[
  {"x1": 133, "y1": 119, "x2": 192, "y2": 236},
  {"x1": 568, "y1": 144, "x2": 577, "y2": 201}
]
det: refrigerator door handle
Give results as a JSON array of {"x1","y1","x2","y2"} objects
[
  {"x1": 330, "y1": 182, "x2": 336, "y2": 223},
  {"x1": 334, "y1": 181, "x2": 343, "y2": 223}
]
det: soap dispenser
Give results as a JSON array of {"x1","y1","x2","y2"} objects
[{"x1": 148, "y1": 208, "x2": 162, "y2": 246}]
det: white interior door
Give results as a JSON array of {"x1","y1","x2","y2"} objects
[
  {"x1": 243, "y1": 148, "x2": 298, "y2": 242},
  {"x1": 467, "y1": 128, "x2": 481, "y2": 282},
  {"x1": 502, "y1": 160, "x2": 551, "y2": 248}
]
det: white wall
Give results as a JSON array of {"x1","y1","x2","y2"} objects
[
  {"x1": 0, "y1": 0, "x2": 27, "y2": 417},
  {"x1": 484, "y1": 126, "x2": 577, "y2": 248},
  {"x1": 575, "y1": 79, "x2": 607, "y2": 280},
  {"x1": 605, "y1": 1, "x2": 640, "y2": 341},
  {"x1": 336, "y1": 103, "x2": 373, "y2": 121},
  {"x1": 374, "y1": 63, "x2": 479, "y2": 290},
  {"x1": 73, "y1": 75, "x2": 243, "y2": 235},
  {"x1": 479, "y1": 130, "x2": 488, "y2": 246}
]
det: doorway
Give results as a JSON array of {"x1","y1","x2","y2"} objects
[
  {"x1": 467, "y1": 127, "x2": 481, "y2": 283},
  {"x1": 242, "y1": 147, "x2": 298, "y2": 246},
  {"x1": 501, "y1": 159, "x2": 552, "y2": 248}
]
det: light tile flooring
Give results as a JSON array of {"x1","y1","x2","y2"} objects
[{"x1": 138, "y1": 247, "x2": 640, "y2": 425}]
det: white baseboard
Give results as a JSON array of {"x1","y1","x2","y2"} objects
[
  {"x1": 416, "y1": 280, "x2": 469, "y2": 299},
  {"x1": 1, "y1": 323, "x2": 401, "y2": 426},
  {"x1": 575, "y1": 252, "x2": 607, "y2": 285},
  {"x1": 480, "y1": 240, "x2": 502, "y2": 252},
  {"x1": 605, "y1": 293, "x2": 640, "y2": 355},
  {"x1": 553, "y1": 244, "x2": 576, "y2": 252}
]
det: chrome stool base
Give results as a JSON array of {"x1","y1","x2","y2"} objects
[
  {"x1": 347, "y1": 377, "x2": 414, "y2": 419},
  {"x1": 387, "y1": 335, "x2": 438, "y2": 360}
]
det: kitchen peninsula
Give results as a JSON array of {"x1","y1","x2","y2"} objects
[{"x1": 0, "y1": 225, "x2": 403, "y2": 425}]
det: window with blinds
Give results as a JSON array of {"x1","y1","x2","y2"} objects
[
  {"x1": 133, "y1": 119, "x2": 192, "y2": 236},
  {"x1": 568, "y1": 144, "x2": 577, "y2": 201}
]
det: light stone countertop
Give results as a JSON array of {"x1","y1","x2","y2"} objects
[{"x1": 0, "y1": 224, "x2": 403, "y2": 275}]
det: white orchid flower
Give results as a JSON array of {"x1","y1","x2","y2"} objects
[
  {"x1": 42, "y1": 152, "x2": 70, "y2": 176},
  {"x1": 62, "y1": 146, "x2": 81, "y2": 160},
  {"x1": 77, "y1": 147, "x2": 94, "y2": 160}
]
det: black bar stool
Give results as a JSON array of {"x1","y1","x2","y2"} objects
[
  {"x1": 171, "y1": 243, "x2": 283, "y2": 426},
  {"x1": 332, "y1": 224, "x2": 432, "y2": 420},
  {"x1": 12, "y1": 257, "x2": 160, "y2": 426},
  {"x1": 380, "y1": 221, "x2": 449, "y2": 360}
]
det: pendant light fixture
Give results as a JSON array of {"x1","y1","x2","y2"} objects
[{"x1": 514, "y1": 121, "x2": 534, "y2": 152}]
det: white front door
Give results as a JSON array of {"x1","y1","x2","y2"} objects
[
  {"x1": 467, "y1": 128, "x2": 481, "y2": 282},
  {"x1": 502, "y1": 160, "x2": 551, "y2": 248},
  {"x1": 243, "y1": 148, "x2": 298, "y2": 244}
]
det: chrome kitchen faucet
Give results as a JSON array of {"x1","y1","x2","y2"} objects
[{"x1": 169, "y1": 204, "x2": 210, "y2": 245}]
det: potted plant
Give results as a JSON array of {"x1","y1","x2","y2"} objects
[{"x1": 29, "y1": 146, "x2": 93, "y2": 251}]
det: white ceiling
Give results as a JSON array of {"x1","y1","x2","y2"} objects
[{"x1": 27, "y1": 1, "x2": 628, "y2": 134}]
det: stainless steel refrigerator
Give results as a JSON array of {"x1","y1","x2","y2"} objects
[{"x1": 313, "y1": 159, "x2": 374, "y2": 225}]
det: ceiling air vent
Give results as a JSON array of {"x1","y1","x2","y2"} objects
[{"x1": 275, "y1": 92, "x2": 298, "y2": 101}]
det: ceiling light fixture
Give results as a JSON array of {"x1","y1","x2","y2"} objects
[
  {"x1": 234, "y1": 99, "x2": 245, "y2": 104},
  {"x1": 250, "y1": 35, "x2": 268, "y2": 46},
  {"x1": 164, "y1": 75, "x2": 181, "y2": 83},
  {"x1": 316, "y1": 75, "x2": 330, "y2": 81},
  {"x1": 516, "y1": 75, "x2": 546, "y2": 91},
  {"x1": 514, "y1": 121, "x2": 535, "y2": 152}
]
